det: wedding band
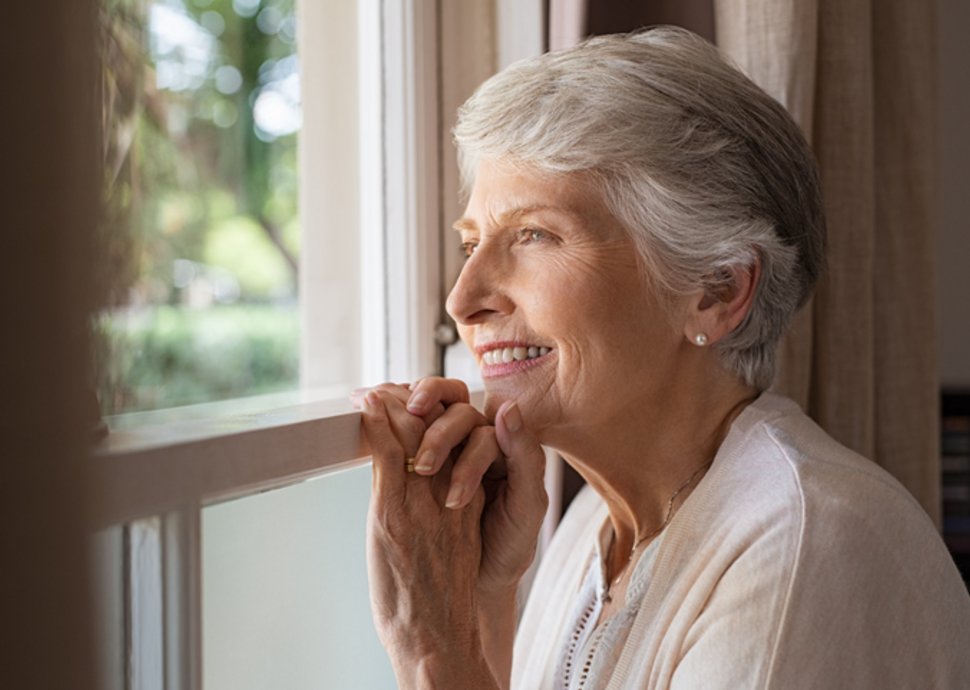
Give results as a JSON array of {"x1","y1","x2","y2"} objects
[{"x1": 406, "y1": 457, "x2": 416, "y2": 473}]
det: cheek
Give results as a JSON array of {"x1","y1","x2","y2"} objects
[
  {"x1": 521, "y1": 276, "x2": 632, "y2": 347},
  {"x1": 515, "y1": 258, "x2": 606, "y2": 324}
]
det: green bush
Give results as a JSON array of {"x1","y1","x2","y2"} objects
[{"x1": 97, "y1": 304, "x2": 299, "y2": 414}]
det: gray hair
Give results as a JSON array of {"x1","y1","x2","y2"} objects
[{"x1": 453, "y1": 27, "x2": 825, "y2": 391}]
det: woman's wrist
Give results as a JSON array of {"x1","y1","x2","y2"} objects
[
  {"x1": 476, "y1": 585, "x2": 519, "y2": 690},
  {"x1": 391, "y1": 640, "x2": 499, "y2": 690},
  {"x1": 478, "y1": 576, "x2": 519, "y2": 599}
]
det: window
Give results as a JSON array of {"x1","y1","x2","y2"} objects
[
  {"x1": 92, "y1": 2, "x2": 548, "y2": 689},
  {"x1": 93, "y1": 0, "x2": 443, "y2": 687}
]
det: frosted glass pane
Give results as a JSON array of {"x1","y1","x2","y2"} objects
[
  {"x1": 91, "y1": 526, "x2": 125, "y2": 690},
  {"x1": 203, "y1": 465, "x2": 394, "y2": 690}
]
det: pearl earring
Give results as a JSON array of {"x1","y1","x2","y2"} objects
[{"x1": 694, "y1": 333, "x2": 709, "y2": 346}]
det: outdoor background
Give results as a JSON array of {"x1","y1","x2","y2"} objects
[{"x1": 98, "y1": 0, "x2": 300, "y2": 414}]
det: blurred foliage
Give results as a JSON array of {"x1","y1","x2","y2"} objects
[
  {"x1": 97, "y1": 305, "x2": 298, "y2": 414},
  {"x1": 99, "y1": 0, "x2": 151, "y2": 308},
  {"x1": 204, "y1": 214, "x2": 292, "y2": 296},
  {"x1": 97, "y1": 0, "x2": 302, "y2": 414}
]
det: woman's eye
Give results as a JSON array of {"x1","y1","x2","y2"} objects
[
  {"x1": 461, "y1": 241, "x2": 478, "y2": 258},
  {"x1": 520, "y1": 228, "x2": 550, "y2": 244}
]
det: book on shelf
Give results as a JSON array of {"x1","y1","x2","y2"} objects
[
  {"x1": 941, "y1": 390, "x2": 970, "y2": 586},
  {"x1": 941, "y1": 455, "x2": 970, "y2": 473}
]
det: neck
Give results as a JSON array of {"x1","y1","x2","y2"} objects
[{"x1": 550, "y1": 374, "x2": 758, "y2": 580}]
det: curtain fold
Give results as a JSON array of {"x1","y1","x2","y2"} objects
[
  {"x1": 713, "y1": 2, "x2": 819, "y2": 411},
  {"x1": 714, "y1": 0, "x2": 940, "y2": 522},
  {"x1": 549, "y1": 0, "x2": 587, "y2": 50}
]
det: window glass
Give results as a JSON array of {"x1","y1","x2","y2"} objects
[
  {"x1": 98, "y1": 0, "x2": 300, "y2": 414},
  {"x1": 202, "y1": 467, "x2": 395, "y2": 689}
]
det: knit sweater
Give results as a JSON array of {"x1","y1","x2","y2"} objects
[{"x1": 512, "y1": 393, "x2": 970, "y2": 689}]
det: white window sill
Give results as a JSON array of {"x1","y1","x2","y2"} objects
[{"x1": 90, "y1": 387, "x2": 484, "y2": 530}]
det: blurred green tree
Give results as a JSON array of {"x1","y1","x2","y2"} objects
[
  {"x1": 99, "y1": 0, "x2": 298, "y2": 306},
  {"x1": 98, "y1": 0, "x2": 301, "y2": 414}
]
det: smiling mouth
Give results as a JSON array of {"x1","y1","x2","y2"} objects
[
  {"x1": 476, "y1": 343, "x2": 554, "y2": 378},
  {"x1": 480, "y1": 345, "x2": 552, "y2": 365}
]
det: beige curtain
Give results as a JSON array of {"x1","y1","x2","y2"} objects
[
  {"x1": 550, "y1": 0, "x2": 587, "y2": 50},
  {"x1": 715, "y1": 0, "x2": 941, "y2": 523}
]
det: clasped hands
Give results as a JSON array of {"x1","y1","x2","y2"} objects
[{"x1": 351, "y1": 377, "x2": 548, "y2": 687}]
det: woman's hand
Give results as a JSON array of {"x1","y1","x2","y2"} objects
[
  {"x1": 355, "y1": 378, "x2": 548, "y2": 594},
  {"x1": 403, "y1": 378, "x2": 549, "y2": 688},
  {"x1": 359, "y1": 388, "x2": 496, "y2": 688},
  {"x1": 405, "y1": 377, "x2": 549, "y2": 596},
  {"x1": 354, "y1": 378, "x2": 548, "y2": 688}
]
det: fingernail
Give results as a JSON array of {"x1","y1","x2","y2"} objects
[
  {"x1": 445, "y1": 483, "x2": 464, "y2": 509},
  {"x1": 415, "y1": 449, "x2": 435, "y2": 473},
  {"x1": 407, "y1": 391, "x2": 430, "y2": 412},
  {"x1": 364, "y1": 390, "x2": 380, "y2": 409},
  {"x1": 503, "y1": 401, "x2": 522, "y2": 432}
]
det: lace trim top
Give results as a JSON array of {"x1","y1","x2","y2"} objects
[{"x1": 552, "y1": 519, "x2": 663, "y2": 690}]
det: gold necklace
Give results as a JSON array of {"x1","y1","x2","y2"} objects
[
  {"x1": 607, "y1": 458, "x2": 714, "y2": 596},
  {"x1": 628, "y1": 458, "x2": 713, "y2": 559}
]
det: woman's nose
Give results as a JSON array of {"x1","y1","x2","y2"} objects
[{"x1": 445, "y1": 248, "x2": 512, "y2": 325}]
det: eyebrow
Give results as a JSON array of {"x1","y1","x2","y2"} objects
[{"x1": 452, "y1": 204, "x2": 581, "y2": 233}]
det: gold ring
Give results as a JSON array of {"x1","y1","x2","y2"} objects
[{"x1": 406, "y1": 457, "x2": 416, "y2": 473}]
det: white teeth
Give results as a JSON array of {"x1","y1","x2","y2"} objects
[{"x1": 482, "y1": 345, "x2": 552, "y2": 366}]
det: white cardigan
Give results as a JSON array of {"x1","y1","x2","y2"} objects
[{"x1": 512, "y1": 394, "x2": 970, "y2": 689}]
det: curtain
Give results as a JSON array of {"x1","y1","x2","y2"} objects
[
  {"x1": 715, "y1": 0, "x2": 941, "y2": 523},
  {"x1": 548, "y1": 0, "x2": 941, "y2": 522}
]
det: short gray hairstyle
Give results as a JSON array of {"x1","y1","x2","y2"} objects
[{"x1": 453, "y1": 27, "x2": 825, "y2": 391}]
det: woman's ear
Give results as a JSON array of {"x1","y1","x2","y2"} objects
[{"x1": 683, "y1": 257, "x2": 761, "y2": 346}]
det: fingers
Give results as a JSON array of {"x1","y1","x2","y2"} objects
[
  {"x1": 433, "y1": 401, "x2": 546, "y2": 513},
  {"x1": 406, "y1": 377, "x2": 471, "y2": 416},
  {"x1": 361, "y1": 391, "x2": 407, "y2": 498},
  {"x1": 352, "y1": 383, "x2": 447, "y2": 427},
  {"x1": 495, "y1": 401, "x2": 548, "y2": 514},
  {"x1": 352, "y1": 383, "x2": 411, "y2": 412},
  {"x1": 374, "y1": 390, "x2": 425, "y2": 458},
  {"x1": 412, "y1": 402, "x2": 488, "y2": 475},
  {"x1": 358, "y1": 379, "x2": 494, "y2": 511},
  {"x1": 444, "y1": 426, "x2": 503, "y2": 509}
]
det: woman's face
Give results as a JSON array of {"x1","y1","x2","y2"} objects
[{"x1": 447, "y1": 159, "x2": 690, "y2": 441}]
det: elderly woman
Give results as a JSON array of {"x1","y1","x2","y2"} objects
[{"x1": 353, "y1": 27, "x2": 970, "y2": 689}]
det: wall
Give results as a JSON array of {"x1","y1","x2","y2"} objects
[
  {"x1": 938, "y1": 0, "x2": 970, "y2": 388},
  {"x1": 1, "y1": 2, "x2": 98, "y2": 689}
]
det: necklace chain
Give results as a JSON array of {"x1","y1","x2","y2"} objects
[
  {"x1": 604, "y1": 458, "x2": 714, "y2": 600},
  {"x1": 626, "y1": 458, "x2": 714, "y2": 561}
]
